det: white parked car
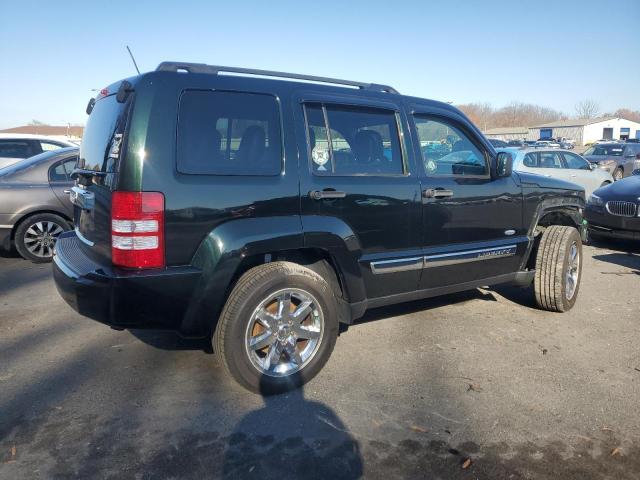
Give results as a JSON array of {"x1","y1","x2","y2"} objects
[
  {"x1": 497, "y1": 148, "x2": 613, "y2": 197},
  {"x1": 0, "y1": 134, "x2": 77, "y2": 168}
]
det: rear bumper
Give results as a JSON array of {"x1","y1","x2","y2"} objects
[
  {"x1": 585, "y1": 206, "x2": 640, "y2": 240},
  {"x1": 53, "y1": 232, "x2": 203, "y2": 334}
]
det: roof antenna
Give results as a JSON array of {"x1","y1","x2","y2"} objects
[{"x1": 126, "y1": 45, "x2": 141, "y2": 75}]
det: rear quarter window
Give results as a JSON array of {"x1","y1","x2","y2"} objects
[{"x1": 177, "y1": 90, "x2": 282, "y2": 176}]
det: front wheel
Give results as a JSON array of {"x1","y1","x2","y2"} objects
[
  {"x1": 534, "y1": 225, "x2": 582, "y2": 312},
  {"x1": 214, "y1": 261, "x2": 339, "y2": 394}
]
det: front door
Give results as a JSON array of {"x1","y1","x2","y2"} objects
[
  {"x1": 296, "y1": 99, "x2": 422, "y2": 299},
  {"x1": 410, "y1": 114, "x2": 526, "y2": 289}
]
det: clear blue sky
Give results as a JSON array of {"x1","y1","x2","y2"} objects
[{"x1": 1, "y1": 0, "x2": 638, "y2": 129}]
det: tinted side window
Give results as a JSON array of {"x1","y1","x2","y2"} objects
[
  {"x1": 304, "y1": 103, "x2": 404, "y2": 175},
  {"x1": 412, "y1": 116, "x2": 488, "y2": 176},
  {"x1": 0, "y1": 140, "x2": 34, "y2": 158},
  {"x1": 538, "y1": 152, "x2": 563, "y2": 168},
  {"x1": 48, "y1": 157, "x2": 77, "y2": 182},
  {"x1": 177, "y1": 91, "x2": 282, "y2": 176},
  {"x1": 562, "y1": 152, "x2": 590, "y2": 170},
  {"x1": 523, "y1": 153, "x2": 538, "y2": 167}
]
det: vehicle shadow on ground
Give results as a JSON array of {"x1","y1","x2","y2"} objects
[
  {"x1": 217, "y1": 378, "x2": 363, "y2": 479},
  {"x1": 128, "y1": 329, "x2": 212, "y2": 352},
  {"x1": 0, "y1": 249, "x2": 21, "y2": 259},
  {"x1": 588, "y1": 237, "x2": 640, "y2": 254},
  {"x1": 592, "y1": 252, "x2": 640, "y2": 275},
  {"x1": 352, "y1": 289, "x2": 498, "y2": 328}
]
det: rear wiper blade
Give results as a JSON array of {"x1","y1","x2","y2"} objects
[{"x1": 71, "y1": 168, "x2": 107, "y2": 179}]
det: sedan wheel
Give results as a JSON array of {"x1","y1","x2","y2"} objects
[{"x1": 15, "y1": 213, "x2": 69, "y2": 263}]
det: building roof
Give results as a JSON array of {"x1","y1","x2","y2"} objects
[
  {"x1": 483, "y1": 126, "x2": 529, "y2": 135},
  {"x1": 530, "y1": 117, "x2": 620, "y2": 129},
  {"x1": 0, "y1": 125, "x2": 84, "y2": 137}
]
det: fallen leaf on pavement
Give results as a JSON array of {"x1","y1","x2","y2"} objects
[
  {"x1": 410, "y1": 425, "x2": 428, "y2": 433},
  {"x1": 467, "y1": 383, "x2": 483, "y2": 392},
  {"x1": 462, "y1": 458, "x2": 472, "y2": 469},
  {"x1": 610, "y1": 447, "x2": 622, "y2": 457}
]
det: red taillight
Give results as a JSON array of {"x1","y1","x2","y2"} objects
[{"x1": 111, "y1": 191, "x2": 165, "y2": 269}]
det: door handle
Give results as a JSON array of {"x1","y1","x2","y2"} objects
[
  {"x1": 310, "y1": 189, "x2": 347, "y2": 200},
  {"x1": 63, "y1": 189, "x2": 72, "y2": 194},
  {"x1": 423, "y1": 188, "x2": 454, "y2": 199}
]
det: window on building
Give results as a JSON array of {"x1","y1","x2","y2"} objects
[{"x1": 177, "y1": 90, "x2": 282, "y2": 175}]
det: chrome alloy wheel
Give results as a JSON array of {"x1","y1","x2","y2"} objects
[
  {"x1": 23, "y1": 221, "x2": 64, "y2": 258},
  {"x1": 565, "y1": 241, "x2": 580, "y2": 300},
  {"x1": 245, "y1": 288, "x2": 324, "y2": 377}
]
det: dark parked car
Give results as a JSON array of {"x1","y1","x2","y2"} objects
[
  {"x1": 0, "y1": 148, "x2": 77, "y2": 261},
  {"x1": 53, "y1": 63, "x2": 586, "y2": 393},
  {"x1": 583, "y1": 143, "x2": 640, "y2": 181},
  {"x1": 586, "y1": 173, "x2": 640, "y2": 241}
]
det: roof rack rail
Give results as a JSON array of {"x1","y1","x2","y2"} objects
[{"x1": 156, "y1": 61, "x2": 399, "y2": 94}]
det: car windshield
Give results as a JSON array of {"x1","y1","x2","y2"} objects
[
  {"x1": 0, "y1": 147, "x2": 78, "y2": 177},
  {"x1": 583, "y1": 145, "x2": 624, "y2": 156}
]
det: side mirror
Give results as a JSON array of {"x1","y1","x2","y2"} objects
[
  {"x1": 589, "y1": 163, "x2": 597, "y2": 170},
  {"x1": 496, "y1": 151, "x2": 513, "y2": 177}
]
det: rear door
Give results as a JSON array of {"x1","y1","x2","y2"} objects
[
  {"x1": 295, "y1": 95, "x2": 422, "y2": 299},
  {"x1": 48, "y1": 155, "x2": 77, "y2": 217},
  {"x1": 410, "y1": 112, "x2": 525, "y2": 289},
  {"x1": 73, "y1": 92, "x2": 132, "y2": 264}
]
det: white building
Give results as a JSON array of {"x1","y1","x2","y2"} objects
[
  {"x1": 483, "y1": 127, "x2": 529, "y2": 141},
  {"x1": 528, "y1": 117, "x2": 640, "y2": 146}
]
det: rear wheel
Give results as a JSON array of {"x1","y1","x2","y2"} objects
[
  {"x1": 214, "y1": 261, "x2": 339, "y2": 394},
  {"x1": 534, "y1": 225, "x2": 582, "y2": 312},
  {"x1": 14, "y1": 213, "x2": 70, "y2": 263},
  {"x1": 613, "y1": 168, "x2": 624, "y2": 181}
]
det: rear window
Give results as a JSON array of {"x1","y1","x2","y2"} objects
[
  {"x1": 79, "y1": 94, "x2": 131, "y2": 173},
  {"x1": 177, "y1": 90, "x2": 282, "y2": 176},
  {"x1": 0, "y1": 140, "x2": 36, "y2": 158}
]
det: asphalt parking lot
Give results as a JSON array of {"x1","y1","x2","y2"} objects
[{"x1": 1, "y1": 240, "x2": 639, "y2": 479}]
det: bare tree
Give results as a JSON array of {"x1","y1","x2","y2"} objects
[
  {"x1": 575, "y1": 99, "x2": 600, "y2": 119},
  {"x1": 457, "y1": 102, "x2": 566, "y2": 130},
  {"x1": 612, "y1": 108, "x2": 640, "y2": 123}
]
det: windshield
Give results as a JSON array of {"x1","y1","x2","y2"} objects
[
  {"x1": 0, "y1": 147, "x2": 78, "y2": 177},
  {"x1": 80, "y1": 93, "x2": 132, "y2": 173},
  {"x1": 583, "y1": 145, "x2": 624, "y2": 156}
]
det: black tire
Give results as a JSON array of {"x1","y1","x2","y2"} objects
[
  {"x1": 613, "y1": 168, "x2": 624, "y2": 181},
  {"x1": 534, "y1": 226, "x2": 582, "y2": 312},
  {"x1": 214, "y1": 261, "x2": 339, "y2": 394},
  {"x1": 14, "y1": 213, "x2": 70, "y2": 263}
]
